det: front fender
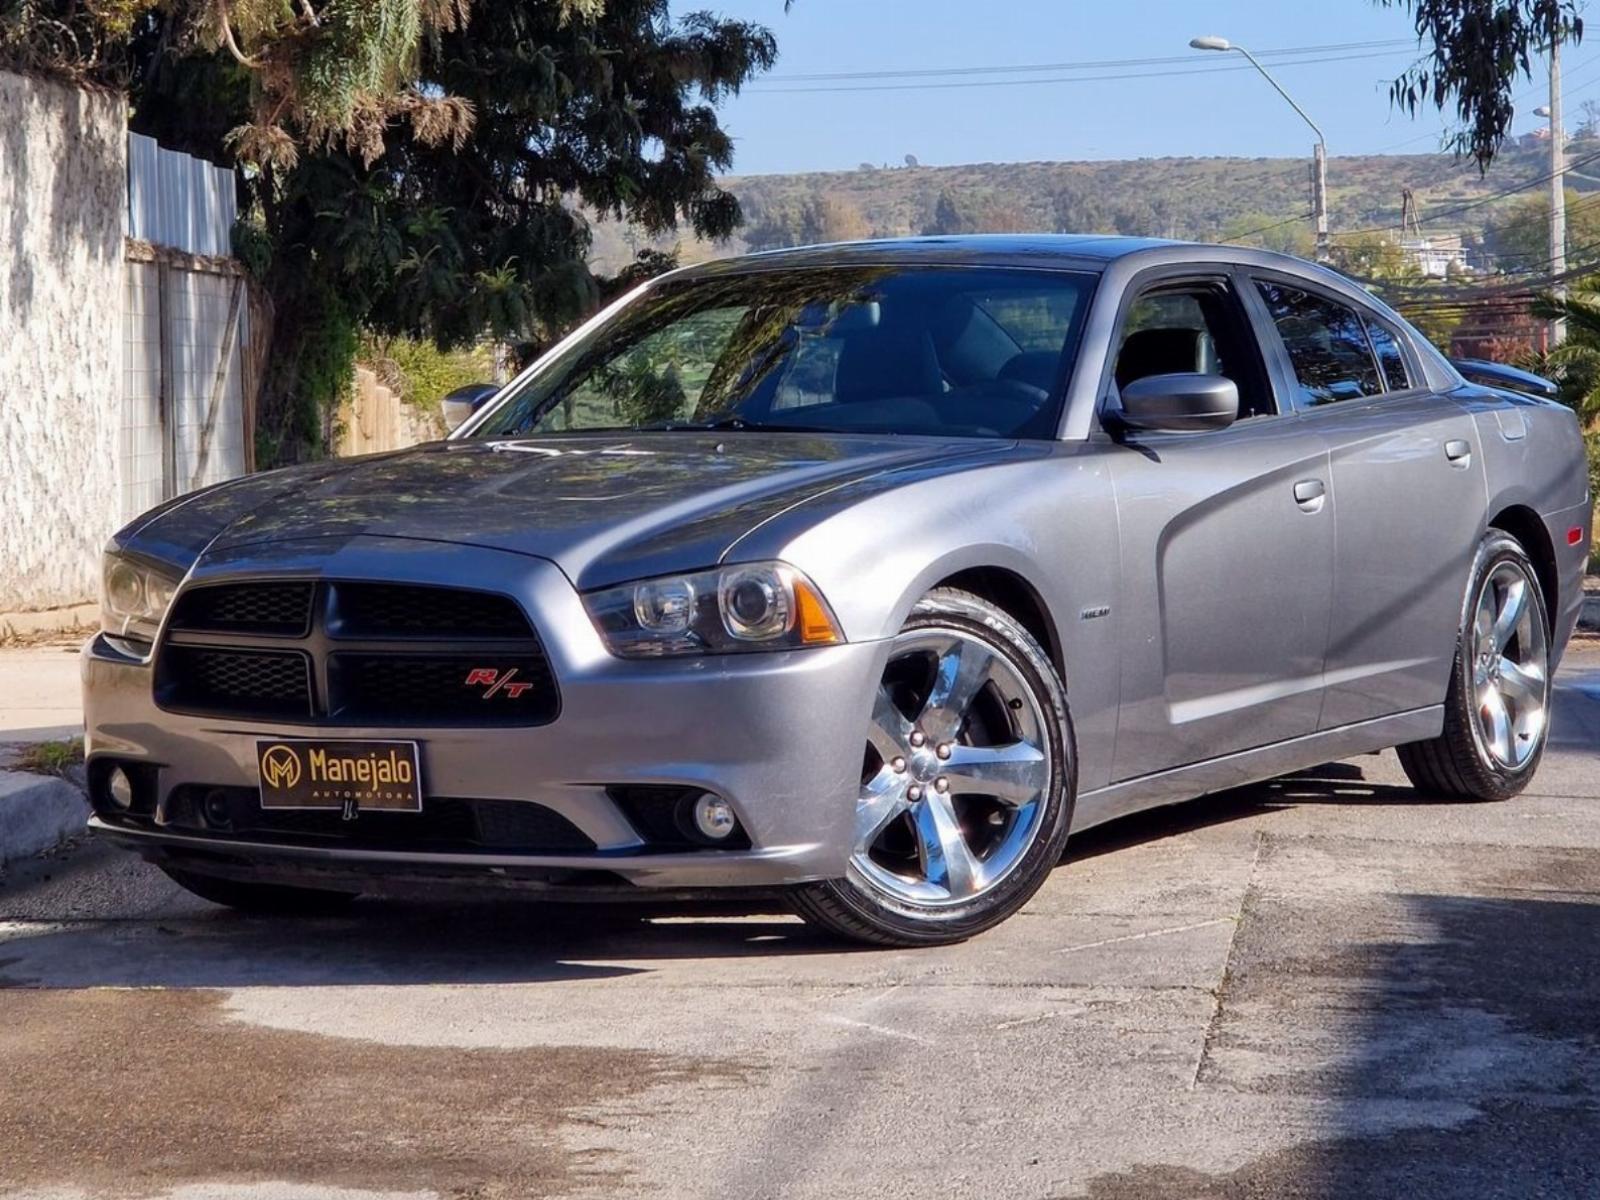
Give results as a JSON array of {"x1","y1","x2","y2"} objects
[{"x1": 730, "y1": 444, "x2": 1127, "y2": 792}]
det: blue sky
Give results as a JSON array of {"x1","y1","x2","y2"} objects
[{"x1": 698, "y1": 0, "x2": 1600, "y2": 175}]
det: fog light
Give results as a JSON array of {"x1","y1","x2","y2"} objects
[
  {"x1": 201, "y1": 789, "x2": 234, "y2": 828},
  {"x1": 691, "y1": 794, "x2": 738, "y2": 842},
  {"x1": 107, "y1": 767, "x2": 134, "y2": 811}
]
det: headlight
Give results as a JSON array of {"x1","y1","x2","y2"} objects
[
  {"x1": 101, "y1": 552, "x2": 180, "y2": 646},
  {"x1": 585, "y1": 562, "x2": 844, "y2": 657}
]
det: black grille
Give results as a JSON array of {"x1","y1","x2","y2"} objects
[
  {"x1": 329, "y1": 653, "x2": 557, "y2": 725},
  {"x1": 170, "y1": 582, "x2": 314, "y2": 637},
  {"x1": 330, "y1": 583, "x2": 533, "y2": 639},
  {"x1": 162, "y1": 787, "x2": 594, "y2": 853},
  {"x1": 154, "y1": 579, "x2": 558, "y2": 726},
  {"x1": 156, "y1": 647, "x2": 312, "y2": 719}
]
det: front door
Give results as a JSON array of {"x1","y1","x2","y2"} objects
[{"x1": 1104, "y1": 274, "x2": 1335, "y2": 782}]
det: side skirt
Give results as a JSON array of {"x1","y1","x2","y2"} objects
[{"x1": 1072, "y1": 706, "x2": 1444, "y2": 833}]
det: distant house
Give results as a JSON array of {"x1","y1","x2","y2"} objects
[{"x1": 1400, "y1": 233, "x2": 1470, "y2": 279}]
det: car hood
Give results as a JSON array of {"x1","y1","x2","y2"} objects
[{"x1": 123, "y1": 433, "x2": 1008, "y2": 588}]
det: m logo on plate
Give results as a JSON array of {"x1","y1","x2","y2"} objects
[{"x1": 260, "y1": 744, "x2": 303, "y2": 791}]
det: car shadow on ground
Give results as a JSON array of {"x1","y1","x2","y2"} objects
[
  {"x1": 0, "y1": 758, "x2": 1444, "y2": 991},
  {"x1": 0, "y1": 882, "x2": 860, "y2": 989},
  {"x1": 1064, "y1": 759, "x2": 1437, "y2": 864}
]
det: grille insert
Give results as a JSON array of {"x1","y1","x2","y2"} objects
[
  {"x1": 328, "y1": 653, "x2": 557, "y2": 725},
  {"x1": 156, "y1": 646, "x2": 312, "y2": 719},
  {"x1": 155, "y1": 579, "x2": 557, "y2": 726},
  {"x1": 330, "y1": 583, "x2": 533, "y2": 639},
  {"x1": 170, "y1": 582, "x2": 314, "y2": 637}
]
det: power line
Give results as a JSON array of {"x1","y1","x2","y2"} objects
[
  {"x1": 747, "y1": 48, "x2": 1414, "y2": 96},
  {"x1": 1227, "y1": 211, "x2": 1315, "y2": 242},
  {"x1": 1474, "y1": 195, "x2": 1600, "y2": 270},
  {"x1": 1350, "y1": 253, "x2": 1600, "y2": 301},
  {"x1": 1234, "y1": 153, "x2": 1600, "y2": 258},
  {"x1": 759, "y1": 38, "x2": 1416, "y2": 83},
  {"x1": 1332, "y1": 145, "x2": 1600, "y2": 237},
  {"x1": 1481, "y1": 220, "x2": 1600, "y2": 277}
]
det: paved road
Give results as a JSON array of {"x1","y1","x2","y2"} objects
[{"x1": 2, "y1": 642, "x2": 1599, "y2": 1199}]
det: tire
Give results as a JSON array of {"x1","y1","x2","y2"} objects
[
  {"x1": 791, "y1": 588, "x2": 1076, "y2": 947},
  {"x1": 1398, "y1": 530, "x2": 1552, "y2": 801},
  {"x1": 161, "y1": 867, "x2": 359, "y2": 914}
]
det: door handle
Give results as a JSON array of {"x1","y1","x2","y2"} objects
[
  {"x1": 1445, "y1": 439, "x2": 1473, "y2": 467},
  {"x1": 1293, "y1": 478, "x2": 1326, "y2": 512}
]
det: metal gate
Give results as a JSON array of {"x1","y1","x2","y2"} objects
[{"x1": 120, "y1": 134, "x2": 251, "y2": 523}]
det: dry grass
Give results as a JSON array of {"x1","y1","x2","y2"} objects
[{"x1": 10, "y1": 738, "x2": 84, "y2": 778}]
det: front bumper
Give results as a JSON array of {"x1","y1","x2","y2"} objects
[{"x1": 84, "y1": 539, "x2": 887, "y2": 892}]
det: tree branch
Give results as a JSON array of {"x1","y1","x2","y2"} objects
[{"x1": 214, "y1": 0, "x2": 262, "y2": 69}]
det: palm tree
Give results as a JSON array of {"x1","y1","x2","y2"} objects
[
  {"x1": 1527, "y1": 289, "x2": 1600, "y2": 424},
  {"x1": 1522, "y1": 292, "x2": 1600, "y2": 536}
]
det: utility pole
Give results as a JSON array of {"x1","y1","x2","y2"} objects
[
  {"x1": 1312, "y1": 140, "x2": 1329, "y2": 264},
  {"x1": 1549, "y1": 37, "x2": 1568, "y2": 346}
]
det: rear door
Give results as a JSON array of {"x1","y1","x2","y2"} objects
[
  {"x1": 1103, "y1": 269, "x2": 1334, "y2": 781},
  {"x1": 1247, "y1": 274, "x2": 1484, "y2": 729}
]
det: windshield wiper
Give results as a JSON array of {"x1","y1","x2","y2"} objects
[{"x1": 698, "y1": 414, "x2": 759, "y2": 431}]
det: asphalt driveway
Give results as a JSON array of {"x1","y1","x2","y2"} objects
[{"x1": 2, "y1": 640, "x2": 1598, "y2": 1198}]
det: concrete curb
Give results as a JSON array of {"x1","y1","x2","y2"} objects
[
  {"x1": 0, "y1": 602, "x2": 97, "y2": 642},
  {"x1": 0, "y1": 770, "x2": 90, "y2": 865}
]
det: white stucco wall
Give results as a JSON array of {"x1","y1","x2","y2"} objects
[{"x1": 0, "y1": 71, "x2": 127, "y2": 612}]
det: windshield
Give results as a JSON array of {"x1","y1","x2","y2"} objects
[{"x1": 469, "y1": 265, "x2": 1097, "y2": 440}]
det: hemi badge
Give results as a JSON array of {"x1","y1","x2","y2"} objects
[{"x1": 1080, "y1": 605, "x2": 1111, "y2": 621}]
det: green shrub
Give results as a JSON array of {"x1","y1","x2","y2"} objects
[{"x1": 358, "y1": 335, "x2": 495, "y2": 419}]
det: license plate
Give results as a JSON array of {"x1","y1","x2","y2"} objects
[{"x1": 256, "y1": 739, "x2": 423, "y2": 813}]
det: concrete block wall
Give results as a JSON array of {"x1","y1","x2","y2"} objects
[{"x1": 0, "y1": 71, "x2": 127, "y2": 613}]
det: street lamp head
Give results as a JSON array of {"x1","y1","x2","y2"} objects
[
  {"x1": 1534, "y1": 104, "x2": 1552, "y2": 117},
  {"x1": 1190, "y1": 35, "x2": 1232, "y2": 51}
]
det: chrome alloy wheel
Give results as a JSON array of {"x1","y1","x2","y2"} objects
[
  {"x1": 1469, "y1": 560, "x2": 1550, "y2": 770},
  {"x1": 850, "y1": 627, "x2": 1052, "y2": 908}
]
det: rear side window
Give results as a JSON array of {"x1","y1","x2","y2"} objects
[
  {"x1": 971, "y1": 288, "x2": 1085, "y2": 353},
  {"x1": 1365, "y1": 318, "x2": 1411, "y2": 391},
  {"x1": 1256, "y1": 281, "x2": 1382, "y2": 407}
]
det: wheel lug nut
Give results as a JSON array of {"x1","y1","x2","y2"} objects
[
  {"x1": 907, "y1": 785, "x2": 924, "y2": 801},
  {"x1": 891, "y1": 756, "x2": 906, "y2": 773},
  {"x1": 909, "y1": 731, "x2": 926, "y2": 748},
  {"x1": 935, "y1": 778, "x2": 949, "y2": 793},
  {"x1": 936, "y1": 743, "x2": 952, "y2": 760}
]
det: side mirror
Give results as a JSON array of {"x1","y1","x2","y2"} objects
[
  {"x1": 1114, "y1": 373, "x2": 1238, "y2": 434},
  {"x1": 442, "y1": 383, "x2": 501, "y2": 433}
]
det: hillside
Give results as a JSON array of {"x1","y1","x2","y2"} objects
[{"x1": 588, "y1": 139, "x2": 1597, "y2": 273}]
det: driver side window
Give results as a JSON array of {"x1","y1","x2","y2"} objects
[{"x1": 1113, "y1": 282, "x2": 1274, "y2": 419}]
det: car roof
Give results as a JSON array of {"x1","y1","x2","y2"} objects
[
  {"x1": 667, "y1": 233, "x2": 1382, "y2": 288},
  {"x1": 654, "y1": 234, "x2": 1463, "y2": 411},
  {"x1": 675, "y1": 234, "x2": 1184, "y2": 277}
]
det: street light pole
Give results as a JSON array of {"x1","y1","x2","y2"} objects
[{"x1": 1191, "y1": 35, "x2": 1330, "y2": 262}]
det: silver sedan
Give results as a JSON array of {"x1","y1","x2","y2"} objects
[{"x1": 85, "y1": 236, "x2": 1593, "y2": 945}]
